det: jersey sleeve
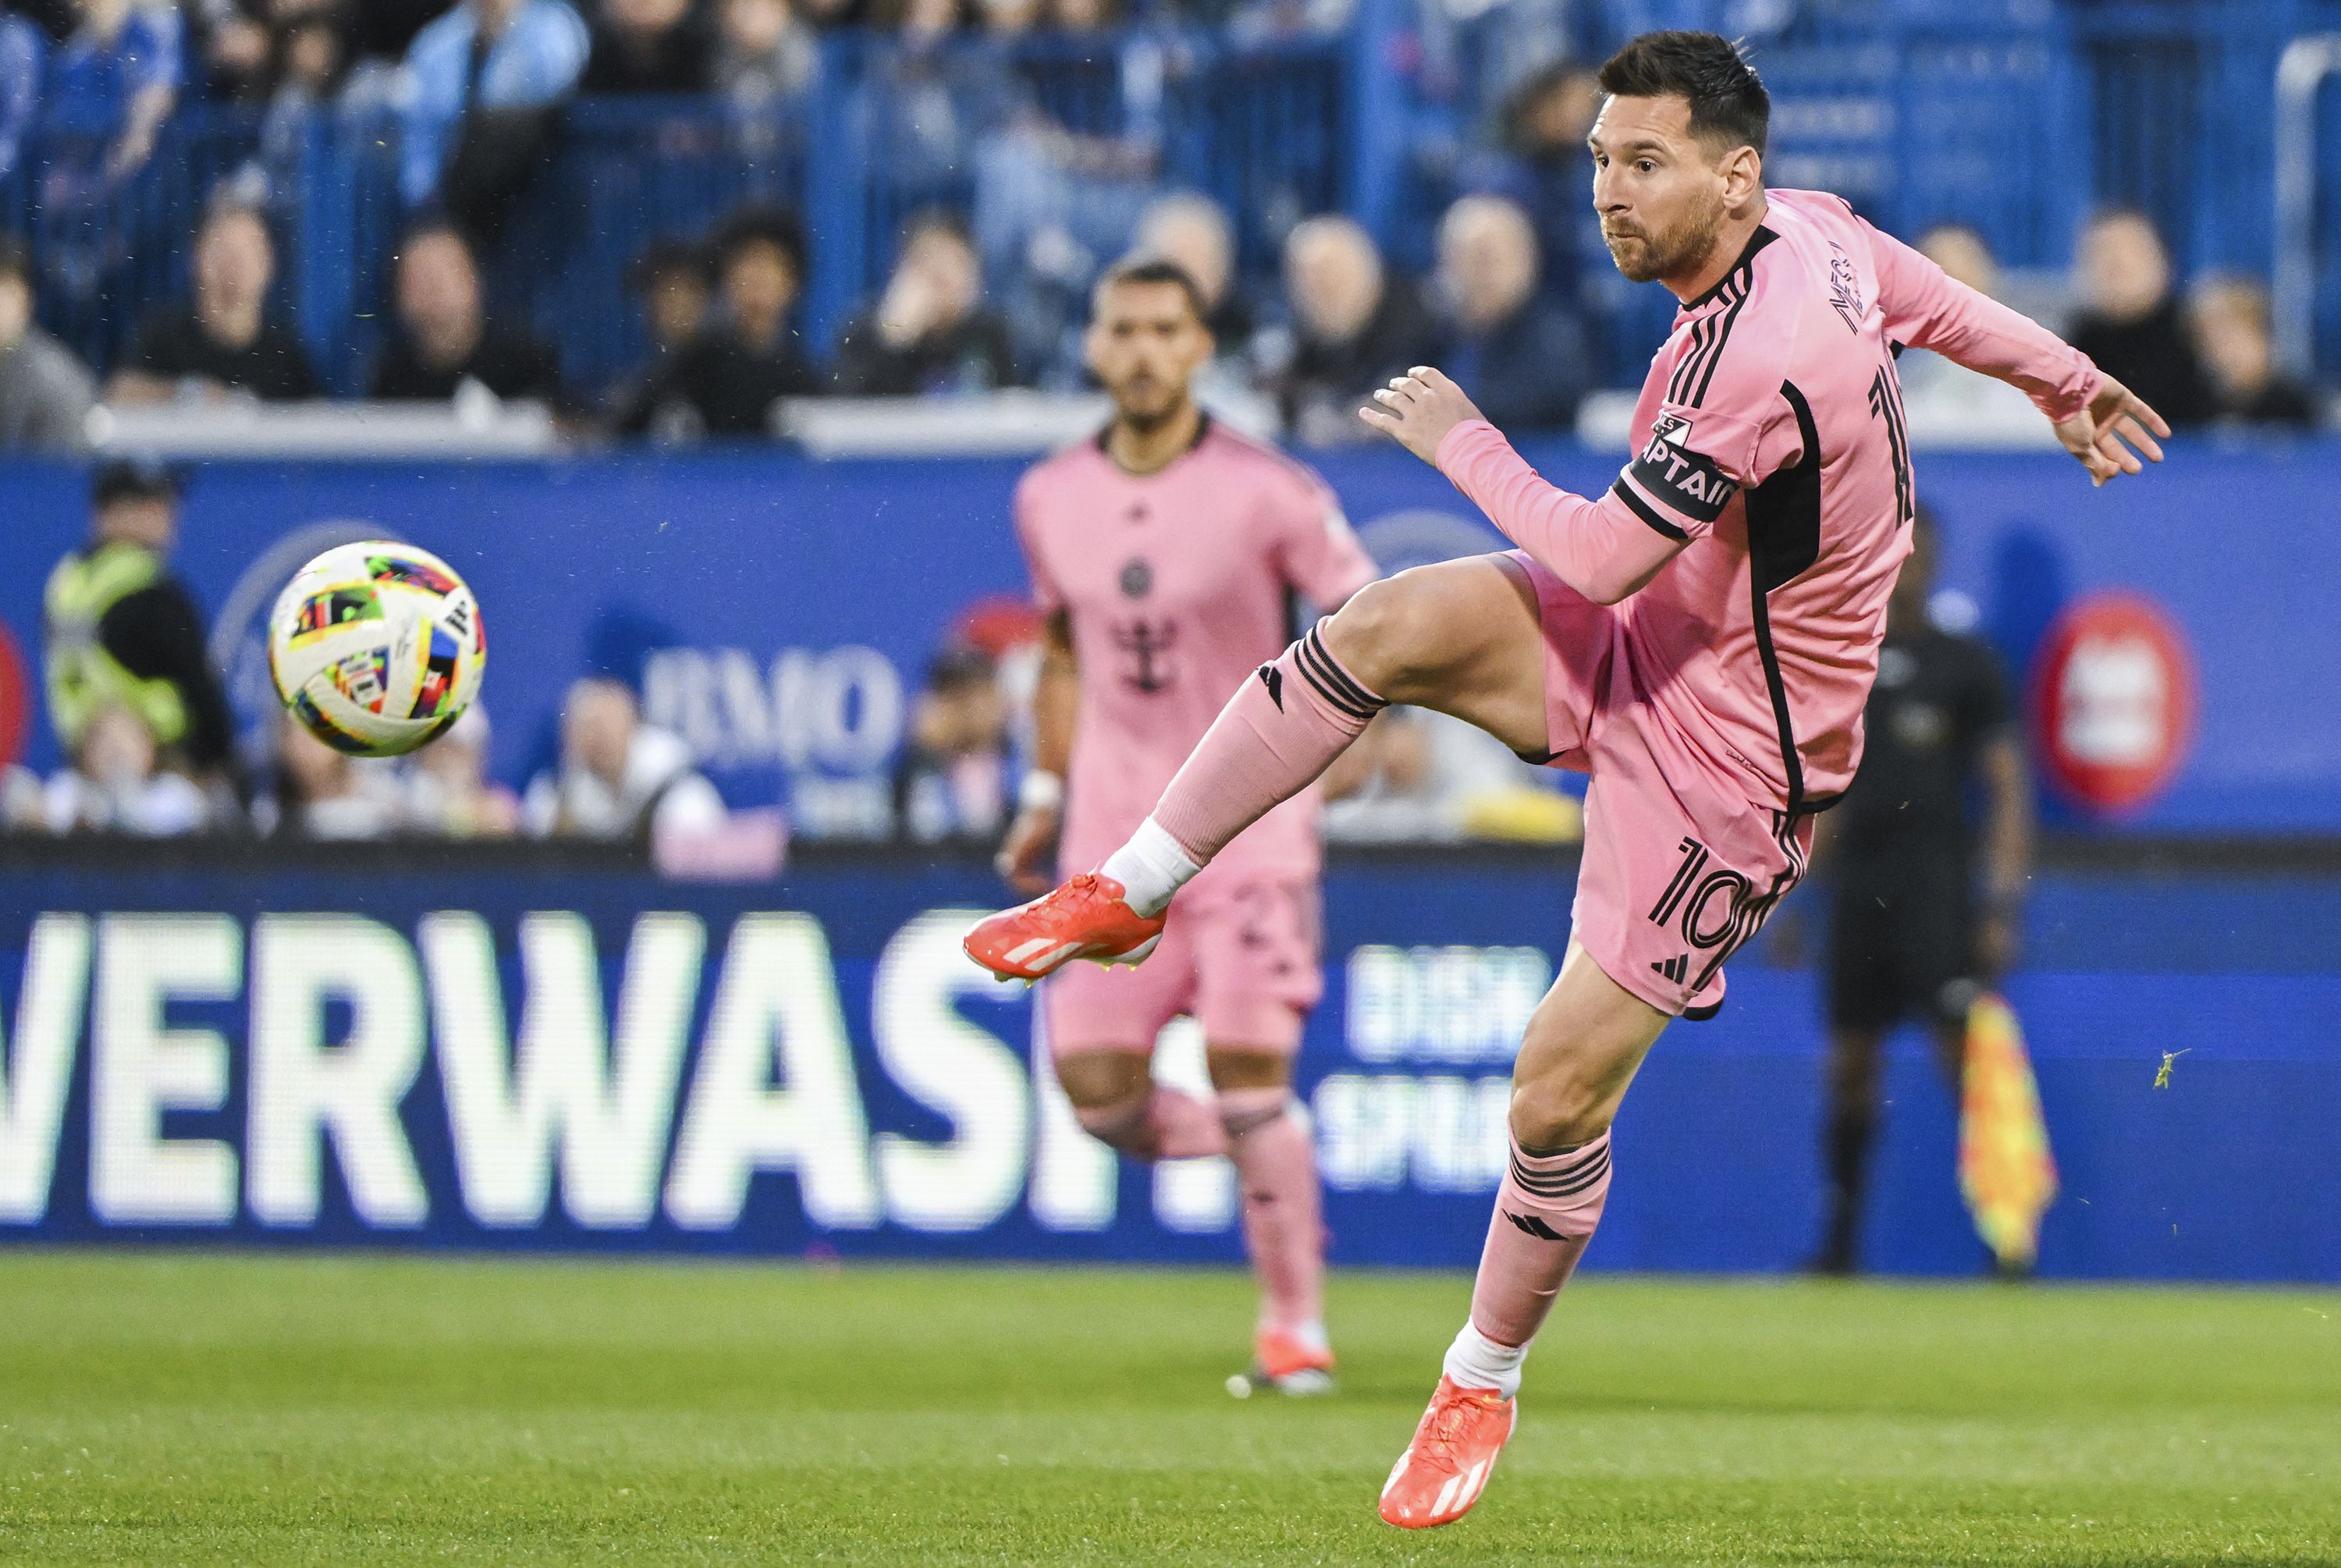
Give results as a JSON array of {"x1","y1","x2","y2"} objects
[
  {"x1": 1272, "y1": 463, "x2": 1378, "y2": 610},
  {"x1": 1435, "y1": 420, "x2": 1686, "y2": 605},
  {"x1": 1865, "y1": 218, "x2": 2101, "y2": 422},
  {"x1": 1011, "y1": 470, "x2": 1064, "y2": 615}
]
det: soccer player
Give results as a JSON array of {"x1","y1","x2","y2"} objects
[
  {"x1": 966, "y1": 30, "x2": 2166, "y2": 1527},
  {"x1": 997, "y1": 256, "x2": 1378, "y2": 1393},
  {"x1": 1809, "y1": 504, "x2": 2034, "y2": 1276}
]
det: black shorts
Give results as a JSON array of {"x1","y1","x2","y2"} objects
[{"x1": 1824, "y1": 851, "x2": 1979, "y2": 1034}]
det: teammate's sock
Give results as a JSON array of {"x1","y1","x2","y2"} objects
[
  {"x1": 1115, "y1": 626, "x2": 1385, "y2": 916},
  {"x1": 1466, "y1": 1131, "x2": 1613, "y2": 1350},
  {"x1": 1442, "y1": 1321, "x2": 1529, "y2": 1399},
  {"x1": 1098, "y1": 819, "x2": 1201, "y2": 921},
  {"x1": 1217, "y1": 1087, "x2": 1326, "y2": 1334},
  {"x1": 1074, "y1": 1086, "x2": 1227, "y2": 1160}
]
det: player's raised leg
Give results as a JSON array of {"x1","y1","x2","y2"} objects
[
  {"x1": 965, "y1": 555, "x2": 1550, "y2": 976},
  {"x1": 1380, "y1": 942, "x2": 1669, "y2": 1529}
]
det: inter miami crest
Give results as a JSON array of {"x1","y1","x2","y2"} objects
[{"x1": 1119, "y1": 559, "x2": 1153, "y2": 599}]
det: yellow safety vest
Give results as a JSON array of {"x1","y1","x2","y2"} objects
[{"x1": 43, "y1": 540, "x2": 190, "y2": 754}]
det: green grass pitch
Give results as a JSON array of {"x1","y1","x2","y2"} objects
[{"x1": 0, "y1": 1252, "x2": 2334, "y2": 1565}]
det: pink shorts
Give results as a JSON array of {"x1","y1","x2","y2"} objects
[
  {"x1": 1043, "y1": 872, "x2": 1324, "y2": 1054},
  {"x1": 1508, "y1": 551, "x2": 1812, "y2": 1019}
]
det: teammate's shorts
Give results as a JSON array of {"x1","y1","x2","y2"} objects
[
  {"x1": 1508, "y1": 549, "x2": 1812, "y2": 1018},
  {"x1": 1824, "y1": 849, "x2": 1979, "y2": 1033},
  {"x1": 1043, "y1": 873, "x2": 1324, "y2": 1054}
]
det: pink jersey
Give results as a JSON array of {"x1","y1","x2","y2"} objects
[
  {"x1": 1437, "y1": 187, "x2": 2100, "y2": 812},
  {"x1": 1017, "y1": 417, "x2": 1379, "y2": 880}
]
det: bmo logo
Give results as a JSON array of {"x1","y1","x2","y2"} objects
[{"x1": 2032, "y1": 591, "x2": 2197, "y2": 814}]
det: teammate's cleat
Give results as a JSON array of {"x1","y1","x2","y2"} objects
[
  {"x1": 963, "y1": 872, "x2": 1167, "y2": 981},
  {"x1": 1377, "y1": 1375, "x2": 1517, "y2": 1529},
  {"x1": 1227, "y1": 1326, "x2": 1337, "y2": 1398}
]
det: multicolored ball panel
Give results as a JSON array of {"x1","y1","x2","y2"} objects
[{"x1": 268, "y1": 541, "x2": 485, "y2": 759}]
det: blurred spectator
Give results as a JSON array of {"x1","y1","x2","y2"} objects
[
  {"x1": 371, "y1": 219, "x2": 563, "y2": 403},
  {"x1": 0, "y1": 238, "x2": 95, "y2": 452},
  {"x1": 2189, "y1": 276, "x2": 2318, "y2": 431},
  {"x1": 1322, "y1": 705, "x2": 1576, "y2": 844},
  {"x1": 46, "y1": 0, "x2": 180, "y2": 181},
  {"x1": 606, "y1": 236, "x2": 710, "y2": 424},
  {"x1": 834, "y1": 213, "x2": 1018, "y2": 396},
  {"x1": 41, "y1": 701, "x2": 211, "y2": 835},
  {"x1": 2, "y1": 764, "x2": 43, "y2": 831},
  {"x1": 350, "y1": 0, "x2": 452, "y2": 63},
  {"x1": 620, "y1": 204, "x2": 816, "y2": 438},
  {"x1": 1892, "y1": 223, "x2": 2044, "y2": 433},
  {"x1": 712, "y1": 0, "x2": 815, "y2": 109},
  {"x1": 1430, "y1": 193, "x2": 1590, "y2": 431},
  {"x1": 1135, "y1": 191, "x2": 1255, "y2": 362},
  {"x1": 524, "y1": 676, "x2": 726, "y2": 841},
  {"x1": 402, "y1": 706, "x2": 520, "y2": 836},
  {"x1": 41, "y1": 459, "x2": 237, "y2": 785},
  {"x1": 0, "y1": 9, "x2": 43, "y2": 183},
  {"x1": 110, "y1": 196, "x2": 321, "y2": 404},
  {"x1": 893, "y1": 643, "x2": 1011, "y2": 845},
  {"x1": 1463, "y1": 62, "x2": 1604, "y2": 310},
  {"x1": 266, "y1": 711, "x2": 405, "y2": 839},
  {"x1": 2067, "y1": 208, "x2": 2214, "y2": 430},
  {"x1": 795, "y1": 0, "x2": 864, "y2": 27},
  {"x1": 581, "y1": 0, "x2": 709, "y2": 94},
  {"x1": 398, "y1": 0, "x2": 588, "y2": 225},
  {"x1": 1274, "y1": 215, "x2": 1435, "y2": 445}
]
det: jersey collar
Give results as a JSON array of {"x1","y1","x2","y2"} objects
[
  {"x1": 1094, "y1": 409, "x2": 1213, "y2": 473},
  {"x1": 1679, "y1": 224, "x2": 1778, "y2": 315}
]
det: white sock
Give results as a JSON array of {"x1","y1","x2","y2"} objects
[
  {"x1": 1099, "y1": 817, "x2": 1201, "y2": 918},
  {"x1": 1442, "y1": 1321, "x2": 1527, "y2": 1399}
]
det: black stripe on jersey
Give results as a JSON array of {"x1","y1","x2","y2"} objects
[
  {"x1": 1668, "y1": 310, "x2": 1717, "y2": 405},
  {"x1": 1672, "y1": 227, "x2": 1778, "y2": 410},
  {"x1": 1743, "y1": 378, "x2": 1826, "y2": 817},
  {"x1": 1689, "y1": 281, "x2": 1754, "y2": 409},
  {"x1": 1611, "y1": 478, "x2": 1690, "y2": 541}
]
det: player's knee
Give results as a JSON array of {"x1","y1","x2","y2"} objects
[
  {"x1": 1508, "y1": 1071, "x2": 1614, "y2": 1150},
  {"x1": 1053, "y1": 1049, "x2": 1151, "y2": 1112},
  {"x1": 1322, "y1": 574, "x2": 1458, "y2": 700}
]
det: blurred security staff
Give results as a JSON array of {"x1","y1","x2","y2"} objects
[
  {"x1": 42, "y1": 459, "x2": 238, "y2": 787},
  {"x1": 1808, "y1": 506, "x2": 2032, "y2": 1275}
]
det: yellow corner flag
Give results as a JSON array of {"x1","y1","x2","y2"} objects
[{"x1": 1958, "y1": 993, "x2": 2059, "y2": 1272}]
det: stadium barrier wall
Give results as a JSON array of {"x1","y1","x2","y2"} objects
[
  {"x1": 5, "y1": 438, "x2": 2339, "y2": 834},
  {"x1": 1, "y1": 852, "x2": 2335, "y2": 1282}
]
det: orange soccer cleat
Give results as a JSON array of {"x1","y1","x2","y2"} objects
[
  {"x1": 1377, "y1": 1375, "x2": 1518, "y2": 1530},
  {"x1": 962, "y1": 871, "x2": 1167, "y2": 981},
  {"x1": 1229, "y1": 1325, "x2": 1337, "y2": 1398}
]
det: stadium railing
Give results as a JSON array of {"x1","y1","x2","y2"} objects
[{"x1": 5, "y1": 0, "x2": 2338, "y2": 398}]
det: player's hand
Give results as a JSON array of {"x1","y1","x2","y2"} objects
[
  {"x1": 2053, "y1": 375, "x2": 2169, "y2": 487},
  {"x1": 1359, "y1": 367, "x2": 1485, "y2": 464},
  {"x1": 996, "y1": 803, "x2": 1060, "y2": 895}
]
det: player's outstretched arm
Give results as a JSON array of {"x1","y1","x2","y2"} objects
[
  {"x1": 2051, "y1": 374, "x2": 2171, "y2": 488},
  {"x1": 1361, "y1": 368, "x2": 1683, "y2": 605}
]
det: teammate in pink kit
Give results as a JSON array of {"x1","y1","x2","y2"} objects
[
  {"x1": 968, "y1": 31, "x2": 2167, "y2": 1524},
  {"x1": 995, "y1": 257, "x2": 1378, "y2": 1392}
]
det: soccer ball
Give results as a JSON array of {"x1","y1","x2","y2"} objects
[{"x1": 268, "y1": 541, "x2": 485, "y2": 757}]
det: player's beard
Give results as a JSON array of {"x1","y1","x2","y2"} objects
[
  {"x1": 1114, "y1": 378, "x2": 1189, "y2": 434},
  {"x1": 1604, "y1": 197, "x2": 1725, "y2": 285}
]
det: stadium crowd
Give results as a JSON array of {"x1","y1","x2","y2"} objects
[{"x1": 0, "y1": 0, "x2": 2327, "y2": 449}]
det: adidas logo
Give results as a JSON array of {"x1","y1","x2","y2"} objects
[
  {"x1": 1503, "y1": 1210, "x2": 1569, "y2": 1243},
  {"x1": 1257, "y1": 663, "x2": 1283, "y2": 710},
  {"x1": 1651, "y1": 953, "x2": 1689, "y2": 984}
]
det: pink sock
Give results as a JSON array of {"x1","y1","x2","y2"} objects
[
  {"x1": 1468, "y1": 1132, "x2": 1613, "y2": 1348},
  {"x1": 1218, "y1": 1087, "x2": 1325, "y2": 1332},
  {"x1": 1074, "y1": 1086, "x2": 1227, "y2": 1161},
  {"x1": 1152, "y1": 626, "x2": 1385, "y2": 865}
]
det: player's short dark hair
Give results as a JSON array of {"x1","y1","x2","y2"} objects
[
  {"x1": 712, "y1": 204, "x2": 807, "y2": 278},
  {"x1": 1092, "y1": 256, "x2": 1210, "y2": 325},
  {"x1": 1598, "y1": 30, "x2": 1770, "y2": 158}
]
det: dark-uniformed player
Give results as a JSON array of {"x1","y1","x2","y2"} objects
[
  {"x1": 42, "y1": 458, "x2": 238, "y2": 788},
  {"x1": 1809, "y1": 506, "x2": 2033, "y2": 1275}
]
